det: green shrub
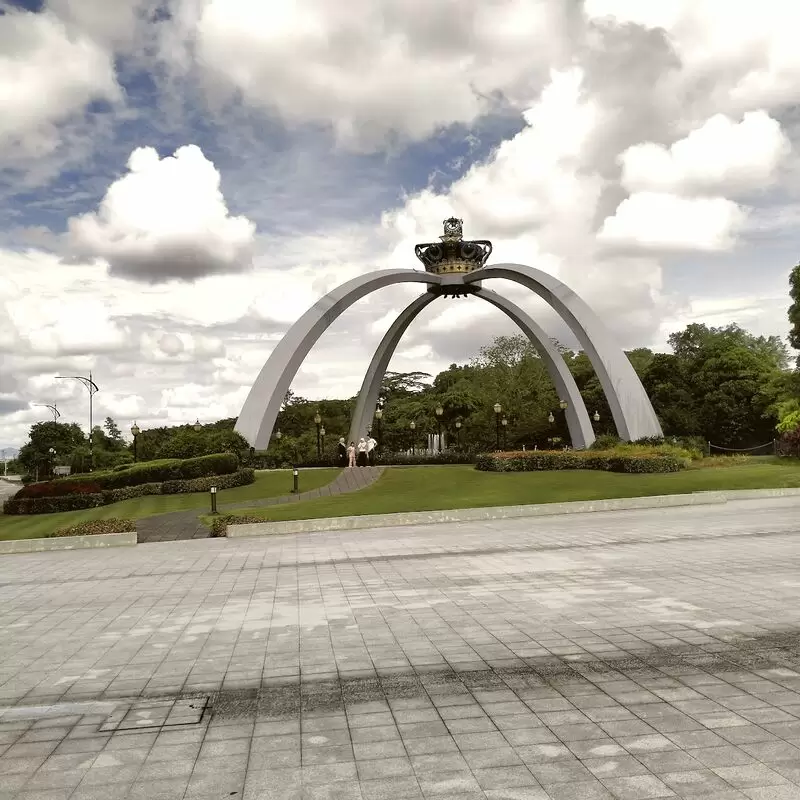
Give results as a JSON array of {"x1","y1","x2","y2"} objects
[
  {"x1": 14, "y1": 453, "x2": 239, "y2": 500},
  {"x1": 208, "y1": 513, "x2": 263, "y2": 537},
  {"x1": 3, "y1": 468, "x2": 255, "y2": 515},
  {"x1": 375, "y1": 451, "x2": 475, "y2": 465},
  {"x1": 162, "y1": 468, "x2": 255, "y2": 494},
  {"x1": 475, "y1": 448, "x2": 686, "y2": 474},
  {"x1": 590, "y1": 434, "x2": 622, "y2": 450},
  {"x1": 50, "y1": 519, "x2": 136, "y2": 538}
]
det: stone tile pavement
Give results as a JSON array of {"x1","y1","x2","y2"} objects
[
  {"x1": 135, "y1": 467, "x2": 383, "y2": 544},
  {"x1": 1, "y1": 496, "x2": 800, "y2": 798}
]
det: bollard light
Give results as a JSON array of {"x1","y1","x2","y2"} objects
[{"x1": 210, "y1": 485, "x2": 218, "y2": 514}]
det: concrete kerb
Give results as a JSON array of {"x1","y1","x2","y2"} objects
[
  {"x1": 226, "y1": 487, "x2": 800, "y2": 538},
  {"x1": 0, "y1": 531, "x2": 136, "y2": 555}
]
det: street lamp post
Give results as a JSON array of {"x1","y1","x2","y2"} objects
[
  {"x1": 501, "y1": 416, "x2": 508, "y2": 450},
  {"x1": 193, "y1": 419, "x2": 202, "y2": 432},
  {"x1": 455, "y1": 419, "x2": 462, "y2": 450},
  {"x1": 410, "y1": 421, "x2": 416, "y2": 455},
  {"x1": 374, "y1": 407, "x2": 383, "y2": 446},
  {"x1": 34, "y1": 403, "x2": 60, "y2": 423},
  {"x1": 493, "y1": 403, "x2": 502, "y2": 450},
  {"x1": 55, "y1": 372, "x2": 99, "y2": 472},
  {"x1": 320, "y1": 425, "x2": 326, "y2": 459},
  {"x1": 314, "y1": 412, "x2": 322, "y2": 458},
  {"x1": 48, "y1": 447, "x2": 55, "y2": 479},
  {"x1": 435, "y1": 405, "x2": 443, "y2": 452},
  {"x1": 131, "y1": 422, "x2": 140, "y2": 463}
]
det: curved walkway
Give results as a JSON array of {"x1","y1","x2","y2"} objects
[{"x1": 135, "y1": 467, "x2": 384, "y2": 543}]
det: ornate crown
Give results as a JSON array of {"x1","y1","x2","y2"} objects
[{"x1": 414, "y1": 218, "x2": 492, "y2": 275}]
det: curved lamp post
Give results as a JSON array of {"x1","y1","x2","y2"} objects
[
  {"x1": 55, "y1": 372, "x2": 99, "y2": 472},
  {"x1": 435, "y1": 405, "x2": 444, "y2": 452},
  {"x1": 131, "y1": 421, "x2": 140, "y2": 463},
  {"x1": 493, "y1": 403, "x2": 502, "y2": 450}
]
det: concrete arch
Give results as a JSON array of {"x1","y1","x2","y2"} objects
[
  {"x1": 347, "y1": 292, "x2": 437, "y2": 446},
  {"x1": 464, "y1": 264, "x2": 662, "y2": 440},
  {"x1": 235, "y1": 269, "x2": 440, "y2": 449},
  {"x1": 350, "y1": 288, "x2": 596, "y2": 449}
]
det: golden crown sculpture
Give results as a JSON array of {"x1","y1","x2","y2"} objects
[{"x1": 414, "y1": 217, "x2": 492, "y2": 275}]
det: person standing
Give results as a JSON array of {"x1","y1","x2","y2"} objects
[
  {"x1": 347, "y1": 441, "x2": 356, "y2": 467},
  {"x1": 337, "y1": 437, "x2": 347, "y2": 466},
  {"x1": 357, "y1": 437, "x2": 368, "y2": 466},
  {"x1": 367, "y1": 434, "x2": 377, "y2": 466}
]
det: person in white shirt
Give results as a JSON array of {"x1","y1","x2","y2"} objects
[
  {"x1": 367, "y1": 435, "x2": 377, "y2": 466},
  {"x1": 357, "y1": 437, "x2": 368, "y2": 466},
  {"x1": 347, "y1": 441, "x2": 356, "y2": 467}
]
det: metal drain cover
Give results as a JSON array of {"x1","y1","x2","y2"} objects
[{"x1": 100, "y1": 696, "x2": 208, "y2": 732}]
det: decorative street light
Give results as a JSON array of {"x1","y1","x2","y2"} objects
[
  {"x1": 374, "y1": 406, "x2": 383, "y2": 446},
  {"x1": 410, "y1": 420, "x2": 416, "y2": 454},
  {"x1": 501, "y1": 416, "x2": 508, "y2": 450},
  {"x1": 275, "y1": 429, "x2": 282, "y2": 440},
  {"x1": 493, "y1": 402, "x2": 502, "y2": 450},
  {"x1": 455, "y1": 419, "x2": 462, "y2": 450},
  {"x1": 593, "y1": 410, "x2": 600, "y2": 423},
  {"x1": 131, "y1": 421, "x2": 140, "y2": 463},
  {"x1": 55, "y1": 372, "x2": 99, "y2": 472},
  {"x1": 48, "y1": 447, "x2": 55, "y2": 479},
  {"x1": 320, "y1": 425, "x2": 326, "y2": 457},
  {"x1": 435, "y1": 405, "x2": 444, "y2": 453},
  {"x1": 34, "y1": 403, "x2": 60, "y2": 423},
  {"x1": 559, "y1": 399, "x2": 568, "y2": 411},
  {"x1": 548, "y1": 411, "x2": 555, "y2": 424},
  {"x1": 314, "y1": 412, "x2": 322, "y2": 458},
  {"x1": 193, "y1": 419, "x2": 202, "y2": 432}
]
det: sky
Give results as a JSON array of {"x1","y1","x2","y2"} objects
[{"x1": 1, "y1": 0, "x2": 799, "y2": 453}]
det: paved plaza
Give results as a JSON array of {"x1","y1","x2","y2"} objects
[{"x1": 2, "y1": 497, "x2": 800, "y2": 799}]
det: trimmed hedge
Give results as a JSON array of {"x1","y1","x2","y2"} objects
[
  {"x1": 475, "y1": 449, "x2": 687, "y2": 473},
  {"x1": 3, "y1": 468, "x2": 255, "y2": 515},
  {"x1": 208, "y1": 513, "x2": 263, "y2": 537},
  {"x1": 50, "y1": 519, "x2": 136, "y2": 538},
  {"x1": 14, "y1": 453, "x2": 239, "y2": 500}
]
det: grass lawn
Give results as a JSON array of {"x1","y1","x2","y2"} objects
[
  {"x1": 0, "y1": 468, "x2": 340, "y2": 541},
  {"x1": 219, "y1": 459, "x2": 800, "y2": 523}
]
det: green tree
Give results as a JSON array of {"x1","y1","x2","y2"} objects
[
  {"x1": 789, "y1": 263, "x2": 800, "y2": 364},
  {"x1": 17, "y1": 422, "x2": 87, "y2": 478},
  {"x1": 103, "y1": 417, "x2": 124, "y2": 448}
]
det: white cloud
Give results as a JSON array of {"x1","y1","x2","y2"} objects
[
  {"x1": 597, "y1": 193, "x2": 747, "y2": 252},
  {"x1": 0, "y1": 9, "x2": 120, "y2": 162},
  {"x1": 68, "y1": 145, "x2": 257, "y2": 283},
  {"x1": 619, "y1": 112, "x2": 790, "y2": 196},
  {"x1": 186, "y1": 0, "x2": 575, "y2": 150}
]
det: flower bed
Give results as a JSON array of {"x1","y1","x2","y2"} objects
[
  {"x1": 475, "y1": 448, "x2": 688, "y2": 473},
  {"x1": 3, "y1": 468, "x2": 255, "y2": 515}
]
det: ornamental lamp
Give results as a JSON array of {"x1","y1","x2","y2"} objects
[
  {"x1": 374, "y1": 408, "x2": 383, "y2": 420},
  {"x1": 435, "y1": 405, "x2": 443, "y2": 417},
  {"x1": 548, "y1": 412, "x2": 555, "y2": 424},
  {"x1": 193, "y1": 419, "x2": 201, "y2": 432},
  {"x1": 314, "y1": 412, "x2": 321, "y2": 425},
  {"x1": 593, "y1": 410, "x2": 600, "y2": 422},
  {"x1": 493, "y1": 402, "x2": 502, "y2": 414},
  {"x1": 131, "y1": 422, "x2": 140, "y2": 437},
  {"x1": 559, "y1": 399, "x2": 568, "y2": 410}
]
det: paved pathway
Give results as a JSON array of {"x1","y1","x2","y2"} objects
[
  {"x1": 2, "y1": 498, "x2": 800, "y2": 798},
  {"x1": 135, "y1": 467, "x2": 383, "y2": 544}
]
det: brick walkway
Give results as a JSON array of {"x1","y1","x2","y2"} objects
[
  {"x1": 135, "y1": 467, "x2": 383, "y2": 544},
  {"x1": 2, "y1": 498, "x2": 800, "y2": 798}
]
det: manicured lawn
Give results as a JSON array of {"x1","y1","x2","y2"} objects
[
  {"x1": 221, "y1": 460, "x2": 800, "y2": 523},
  {"x1": 0, "y1": 469, "x2": 340, "y2": 541}
]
